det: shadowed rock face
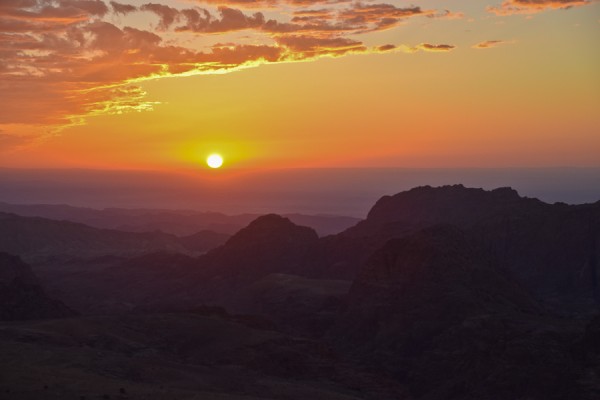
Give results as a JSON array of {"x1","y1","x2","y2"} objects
[
  {"x1": 362, "y1": 185, "x2": 526, "y2": 233},
  {"x1": 333, "y1": 226, "x2": 588, "y2": 400},
  {"x1": 1, "y1": 186, "x2": 600, "y2": 399},
  {"x1": 336, "y1": 226, "x2": 539, "y2": 349},
  {"x1": 323, "y1": 185, "x2": 600, "y2": 313},
  {"x1": 312, "y1": 186, "x2": 538, "y2": 280},
  {"x1": 0, "y1": 252, "x2": 75, "y2": 320},
  {"x1": 160, "y1": 214, "x2": 324, "y2": 314},
  {"x1": 201, "y1": 214, "x2": 320, "y2": 279}
]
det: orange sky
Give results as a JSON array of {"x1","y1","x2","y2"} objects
[{"x1": 1, "y1": 0, "x2": 599, "y2": 171}]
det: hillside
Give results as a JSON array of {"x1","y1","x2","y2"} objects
[
  {"x1": 0, "y1": 212, "x2": 228, "y2": 262},
  {"x1": 0, "y1": 202, "x2": 360, "y2": 236},
  {"x1": 3, "y1": 185, "x2": 600, "y2": 399},
  {"x1": 0, "y1": 252, "x2": 75, "y2": 320}
]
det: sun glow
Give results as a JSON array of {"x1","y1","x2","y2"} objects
[{"x1": 207, "y1": 154, "x2": 224, "y2": 169}]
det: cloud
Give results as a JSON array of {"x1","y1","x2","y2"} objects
[
  {"x1": 337, "y1": 3, "x2": 430, "y2": 32},
  {"x1": 207, "y1": 7, "x2": 267, "y2": 33},
  {"x1": 174, "y1": 3, "x2": 429, "y2": 34},
  {"x1": 488, "y1": 0, "x2": 590, "y2": 15},
  {"x1": 188, "y1": 0, "x2": 351, "y2": 9},
  {"x1": 174, "y1": 6, "x2": 267, "y2": 33},
  {"x1": 376, "y1": 43, "x2": 396, "y2": 52},
  {"x1": 192, "y1": 0, "x2": 276, "y2": 7},
  {"x1": 110, "y1": 1, "x2": 137, "y2": 15},
  {"x1": 284, "y1": 0, "x2": 351, "y2": 5},
  {"x1": 59, "y1": 0, "x2": 109, "y2": 16},
  {"x1": 472, "y1": 39, "x2": 510, "y2": 49},
  {"x1": 0, "y1": 15, "x2": 286, "y2": 129},
  {"x1": 0, "y1": 0, "x2": 109, "y2": 33},
  {"x1": 291, "y1": 8, "x2": 335, "y2": 23},
  {"x1": 0, "y1": 132, "x2": 36, "y2": 151},
  {"x1": 140, "y1": 3, "x2": 180, "y2": 30},
  {"x1": 275, "y1": 35, "x2": 366, "y2": 57},
  {"x1": 416, "y1": 43, "x2": 456, "y2": 52},
  {"x1": 427, "y1": 9, "x2": 465, "y2": 19},
  {"x1": 0, "y1": 0, "x2": 456, "y2": 143}
]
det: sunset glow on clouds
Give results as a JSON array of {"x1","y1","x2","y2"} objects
[
  {"x1": 0, "y1": 0, "x2": 599, "y2": 169},
  {"x1": 0, "y1": 0, "x2": 431, "y2": 132},
  {"x1": 487, "y1": 0, "x2": 592, "y2": 15}
]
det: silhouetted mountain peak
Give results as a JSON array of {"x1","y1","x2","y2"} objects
[
  {"x1": 198, "y1": 215, "x2": 319, "y2": 281},
  {"x1": 341, "y1": 185, "x2": 539, "y2": 240},
  {"x1": 223, "y1": 214, "x2": 318, "y2": 249},
  {"x1": 490, "y1": 185, "x2": 521, "y2": 198},
  {"x1": 249, "y1": 213, "x2": 295, "y2": 228},
  {"x1": 368, "y1": 184, "x2": 525, "y2": 220}
]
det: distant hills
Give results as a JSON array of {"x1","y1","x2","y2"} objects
[
  {"x1": 1, "y1": 184, "x2": 600, "y2": 399},
  {"x1": 9, "y1": 185, "x2": 598, "y2": 316},
  {"x1": 0, "y1": 201, "x2": 360, "y2": 236},
  {"x1": 0, "y1": 211, "x2": 230, "y2": 262}
]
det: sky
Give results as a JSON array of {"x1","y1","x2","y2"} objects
[
  {"x1": 1, "y1": 167, "x2": 599, "y2": 216},
  {"x1": 0, "y1": 0, "x2": 599, "y2": 173}
]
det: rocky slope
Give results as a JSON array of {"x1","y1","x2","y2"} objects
[
  {"x1": 0, "y1": 311, "x2": 407, "y2": 400},
  {"x1": 31, "y1": 215, "x2": 342, "y2": 321},
  {"x1": 333, "y1": 226, "x2": 590, "y2": 400},
  {"x1": 0, "y1": 252, "x2": 74, "y2": 320},
  {"x1": 318, "y1": 185, "x2": 600, "y2": 313},
  {"x1": 0, "y1": 211, "x2": 228, "y2": 262},
  {"x1": 2, "y1": 185, "x2": 600, "y2": 399}
]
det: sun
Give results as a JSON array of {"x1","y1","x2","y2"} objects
[{"x1": 206, "y1": 154, "x2": 223, "y2": 169}]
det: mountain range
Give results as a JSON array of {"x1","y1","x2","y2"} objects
[
  {"x1": 0, "y1": 201, "x2": 360, "y2": 236},
  {"x1": 1, "y1": 184, "x2": 599, "y2": 399}
]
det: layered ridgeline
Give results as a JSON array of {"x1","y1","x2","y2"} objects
[
  {"x1": 0, "y1": 202, "x2": 360, "y2": 236},
  {"x1": 40, "y1": 215, "x2": 349, "y2": 333},
  {"x1": 23, "y1": 185, "x2": 600, "y2": 317},
  {"x1": 0, "y1": 211, "x2": 230, "y2": 261},
  {"x1": 2, "y1": 185, "x2": 600, "y2": 399},
  {"x1": 324, "y1": 185, "x2": 600, "y2": 313}
]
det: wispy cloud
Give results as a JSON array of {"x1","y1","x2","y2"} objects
[
  {"x1": 110, "y1": 1, "x2": 137, "y2": 15},
  {"x1": 415, "y1": 43, "x2": 456, "y2": 52},
  {"x1": 472, "y1": 39, "x2": 512, "y2": 49},
  {"x1": 488, "y1": 0, "x2": 591, "y2": 15},
  {"x1": 0, "y1": 0, "x2": 466, "y2": 147}
]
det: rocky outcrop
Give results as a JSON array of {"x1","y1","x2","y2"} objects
[
  {"x1": 333, "y1": 226, "x2": 586, "y2": 400},
  {"x1": 349, "y1": 185, "x2": 530, "y2": 236},
  {"x1": 336, "y1": 225, "x2": 540, "y2": 348},
  {"x1": 0, "y1": 252, "x2": 75, "y2": 320},
  {"x1": 323, "y1": 185, "x2": 600, "y2": 313},
  {"x1": 201, "y1": 214, "x2": 320, "y2": 279}
]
